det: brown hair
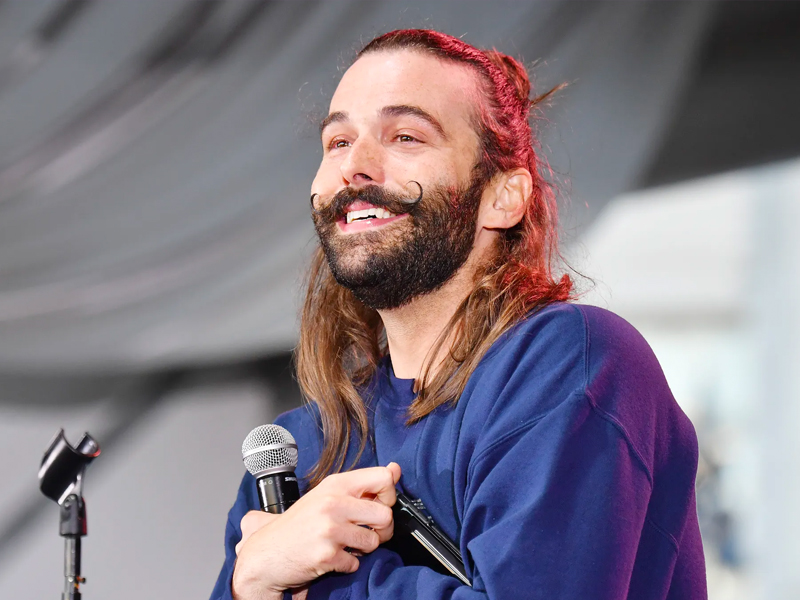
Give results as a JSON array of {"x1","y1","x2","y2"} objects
[{"x1": 296, "y1": 29, "x2": 572, "y2": 487}]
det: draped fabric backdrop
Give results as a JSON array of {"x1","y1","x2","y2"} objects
[{"x1": 0, "y1": 0, "x2": 713, "y2": 369}]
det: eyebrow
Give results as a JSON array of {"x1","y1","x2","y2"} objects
[
  {"x1": 319, "y1": 111, "x2": 348, "y2": 136},
  {"x1": 318, "y1": 105, "x2": 448, "y2": 139},
  {"x1": 380, "y1": 105, "x2": 447, "y2": 139}
]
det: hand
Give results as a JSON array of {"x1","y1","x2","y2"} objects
[{"x1": 232, "y1": 463, "x2": 402, "y2": 600}]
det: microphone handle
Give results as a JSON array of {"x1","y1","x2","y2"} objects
[{"x1": 257, "y1": 471, "x2": 300, "y2": 514}]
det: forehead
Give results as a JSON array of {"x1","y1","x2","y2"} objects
[{"x1": 328, "y1": 49, "x2": 481, "y2": 132}]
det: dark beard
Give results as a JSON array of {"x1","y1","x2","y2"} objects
[{"x1": 311, "y1": 173, "x2": 486, "y2": 310}]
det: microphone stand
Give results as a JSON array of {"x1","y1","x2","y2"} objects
[
  {"x1": 60, "y1": 474, "x2": 87, "y2": 600},
  {"x1": 39, "y1": 430, "x2": 100, "y2": 600}
]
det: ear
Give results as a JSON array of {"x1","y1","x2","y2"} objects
[{"x1": 479, "y1": 168, "x2": 532, "y2": 230}]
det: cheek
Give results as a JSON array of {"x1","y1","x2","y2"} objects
[
  {"x1": 311, "y1": 157, "x2": 343, "y2": 193},
  {"x1": 383, "y1": 154, "x2": 457, "y2": 191}
]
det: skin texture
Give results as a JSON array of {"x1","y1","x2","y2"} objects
[{"x1": 232, "y1": 49, "x2": 533, "y2": 599}]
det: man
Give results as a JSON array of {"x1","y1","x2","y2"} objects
[{"x1": 211, "y1": 29, "x2": 706, "y2": 600}]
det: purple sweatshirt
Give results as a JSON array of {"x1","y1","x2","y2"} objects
[{"x1": 211, "y1": 303, "x2": 707, "y2": 599}]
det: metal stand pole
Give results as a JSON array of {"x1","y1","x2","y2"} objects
[{"x1": 59, "y1": 493, "x2": 87, "y2": 600}]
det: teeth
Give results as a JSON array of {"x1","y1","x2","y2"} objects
[{"x1": 346, "y1": 207, "x2": 396, "y2": 224}]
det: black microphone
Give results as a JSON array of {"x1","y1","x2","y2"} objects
[{"x1": 241, "y1": 424, "x2": 300, "y2": 514}]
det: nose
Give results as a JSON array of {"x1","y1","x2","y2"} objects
[{"x1": 340, "y1": 136, "x2": 385, "y2": 187}]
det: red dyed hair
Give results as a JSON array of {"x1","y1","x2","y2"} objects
[
  {"x1": 358, "y1": 29, "x2": 570, "y2": 306},
  {"x1": 296, "y1": 30, "x2": 572, "y2": 486}
]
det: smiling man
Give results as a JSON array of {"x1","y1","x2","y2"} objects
[{"x1": 211, "y1": 30, "x2": 707, "y2": 600}]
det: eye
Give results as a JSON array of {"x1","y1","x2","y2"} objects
[
  {"x1": 327, "y1": 138, "x2": 351, "y2": 150},
  {"x1": 395, "y1": 133, "x2": 420, "y2": 143}
]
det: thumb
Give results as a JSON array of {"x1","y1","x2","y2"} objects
[{"x1": 386, "y1": 462, "x2": 401, "y2": 485}]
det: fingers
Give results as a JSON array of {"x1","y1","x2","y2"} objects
[
  {"x1": 386, "y1": 462, "x2": 402, "y2": 485},
  {"x1": 327, "y1": 494, "x2": 394, "y2": 556},
  {"x1": 308, "y1": 494, "x2": 392, "y2": 539},
  {"x1": 235, "y1": 465, "x2": 400, "y2": 559},
  {"x1": 339, "y1": 495, "x2": 394, "y2": 529},
  {"x1": 326, "y1": 495, "x2": 394, "y2": 546},
  {"x1": 373, "y1": 519, "x2": 394, "y2": 545},
  {"x1": 303, "y1": 533, "x2": 361, "y2": 576},
  {"x1": 340, "y1": 523, "x2": 381, "y2": 554},
  {"x1": 333, "y1": 550, "x2": 361, "y2": 575},
  {"x1": 323, "y1": 464, "x2": 401, "y2": 507},
  {"x1": 291, "y1": 589, "x2": 309, "y2": 600}
]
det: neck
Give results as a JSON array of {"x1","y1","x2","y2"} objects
[{"x1": 378, "y1": 246, "x2": 488, "y2": 380}]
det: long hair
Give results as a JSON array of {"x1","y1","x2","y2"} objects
[{"x1": 296, "y1": 29, "x2": 572, "y2": 487}]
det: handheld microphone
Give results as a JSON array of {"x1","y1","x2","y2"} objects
[
  {"x1": 241, "y1": 424, "x2": 299, "y2": 514},
  {"x1": 241, "y1": 424, "x2": 469, "y2": 583}
]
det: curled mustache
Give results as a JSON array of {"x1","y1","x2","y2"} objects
[{"x1": 310, "y1": 181, "x2": 423, "y2": 222}]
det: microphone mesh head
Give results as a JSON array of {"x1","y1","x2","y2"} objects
[{"x1": 241, "y1": 424, "x2": 298, "y2": 477}]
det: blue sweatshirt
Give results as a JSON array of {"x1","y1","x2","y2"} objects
[{"x1": 210, "y1": 303, "x2": 707, "y2": 599}]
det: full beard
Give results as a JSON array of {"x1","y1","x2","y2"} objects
[{"x1": 312, "y1": 172, "x2": 487, "y2": 310}]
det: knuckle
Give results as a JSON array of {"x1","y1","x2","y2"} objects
[
  {"x1": 365, "y1": 530, "x2": 380, "y2": 552},
  {"x1": 315, "y1": 544, "x2": 338, "y2": 565},
  {"x1": 319, "y1": 494, "x2": 339, "y2": 514},
  {"x1": 325, "y1": 472, "x2": 343, "y2": 487},
  {"x1": 376, "y1": 505, "x2": 393, "y2": 528},
  {"x1": 319, "y1": 518, "x2": 339, "y2": 541},
  {"x1": 354, "y1": 527, "x2": 378, "y2": 552},
  {"x1": 316, "y1": 475, "x2": 335, "y2": 493},
  {"x1": 376, "y1": 520, "x2": 394, "y2": 543},
  {"x1": 382, "y1": 468, "x2": 394, "y2": 485},
  {"x1": 345, "y1": 556, "x2": 360, "y2": 573}
]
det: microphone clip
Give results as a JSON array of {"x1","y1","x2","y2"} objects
[{"x1": 38, "y1": 429, "x2": 101, "y2": 600}]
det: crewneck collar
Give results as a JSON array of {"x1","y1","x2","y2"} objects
[{"x1": 380, "y1": 357, "x2": 416, "y2": 408}]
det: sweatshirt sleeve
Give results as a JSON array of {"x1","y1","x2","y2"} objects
[
  {"x1": 208, "y1": 513, "x2": 240, "y2": 600},
  {"x1": 209, "y1": 472, "x2": 260, "y2": 600},
  {"x1": 304, "y1": 390, "x2": 654, "y2": 600}
]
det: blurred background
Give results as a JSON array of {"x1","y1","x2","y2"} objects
[{"x1": 0, "y1": 1, "x2": 798, "y2": 598}]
